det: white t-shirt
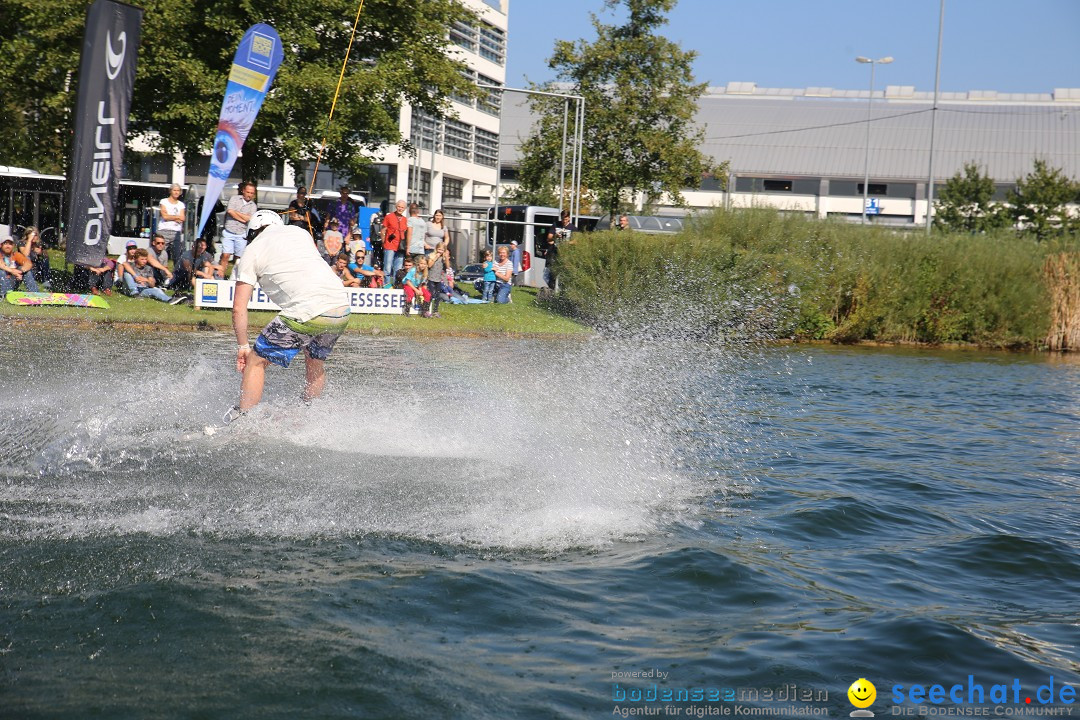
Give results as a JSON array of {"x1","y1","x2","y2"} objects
[
  {"x1": 159, "y1": 198, "x2": 185, "y2": 233},
  {"x1": 235, "y1": 225, "x2": 347, "y2": 322}
]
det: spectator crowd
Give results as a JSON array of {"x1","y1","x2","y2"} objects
[{"x1": 2, "y1": 182, "x2": 551, "y2": 312}]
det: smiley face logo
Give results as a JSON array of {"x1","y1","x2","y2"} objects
[{"x1": 848, "y1": 678, "x2": 876, "y2": 709}]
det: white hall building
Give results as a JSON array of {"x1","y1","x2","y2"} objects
[{"x1": 499, "y1": 82, "x2": 1080, "y2": 226}]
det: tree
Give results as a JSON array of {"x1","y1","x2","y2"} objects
[
  {"x1": 1007, "y1": 159, "x2": 1080, "y2": 240},
  {"x1": 932, "y1": 162, "x2": 1009, "y2": 234},
  {"x1": 515, "y1": 0, "x2": 722, "y2": 218},
  {"x1": 0, "y1": 0, "x2": 479, "y2": 182}
]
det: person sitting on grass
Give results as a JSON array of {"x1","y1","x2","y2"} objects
[
  {"x1": 493, "y1": 245, "x2": 514, "y2": 304},
  {"x1": 20, "y1": 227, "x2": 51, "y2": 290},
  {"x1": 147, "y1": 234, "x2": 175, "y2": 288},
  {"x1": 332, "y1": 253, "x2": 361, "y2": 288},
  {"x1": 174, "y1": 237, "x2": 220, "y2": 292},
  {"x1": 481, "y1": 249, "x2": 495, "y2": 302},
  {"x1": 115, "y1": 241, "x2": 139, "y2": 288},
  {"x1": 401, "y1": 257, "x2": 431, "y2": 317},
  {"x1": 348, "y1": 249, "x2": 385, "y2": 288},
  {"x1": 82, "y1": 256, "x2": 116, "y2": 296},
  {"x1": 124, "y1": 249, "x2": 172, "y2": 302},
  {"x1": 0, "y1": 236, "x2": 40, "y2": 293}
]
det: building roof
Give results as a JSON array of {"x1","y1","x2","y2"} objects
[{"x1": 499, "y1": 84, "x2": 1080, "y2": 183}]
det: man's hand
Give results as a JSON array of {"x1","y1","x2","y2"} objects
[{"x1": 236, "y1": 346, "x2": 250, "y2": 373}]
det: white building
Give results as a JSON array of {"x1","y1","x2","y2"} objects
[
  {"x1": 126, "y1": 0, "x2": 509, "y2": 213},
  {"x1": 499, "y1": 82, "x2": 1080, "y2": 226}
]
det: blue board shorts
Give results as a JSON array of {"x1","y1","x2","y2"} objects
[{"x1": 253, "y1": 308, "x2": 350, "y2": 367}]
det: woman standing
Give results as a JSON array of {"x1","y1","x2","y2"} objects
[
  {"x1": 158, "y1": 184, "x2": 186, "y2": 263},
  {"x1": 425, "y1": 208, "x2": 450, "y2": 254}
]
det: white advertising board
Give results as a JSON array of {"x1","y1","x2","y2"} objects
[{"x1": 194, "y1": 279, "x2": 407, "y2": 314}]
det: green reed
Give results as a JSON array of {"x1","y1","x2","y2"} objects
[{"x1": 555, "y1": 208, "x2": 1070, "y2": 348}]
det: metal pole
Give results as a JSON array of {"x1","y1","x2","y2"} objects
[
  {"x1": 575, "y1": 96, "x2": 585, "y2": 220},
  {"x1": 492, "y1": 98, "x2": 503, "y2": 262},
  {"x1": 569, "y1": 98, "x2": 580, "y2": 221},
  {"x1": 559, "y1": 99, "x2": 569, "y2": 216},
  {"x1": 428, "y1": 116, "x2": 436, "y2": 211},
  {"x1": 862, "y1": 63, "x2": 875, "y2": 225},
  {"x1": 925, "y1": 0, "x2": 945, "y2": 233}
]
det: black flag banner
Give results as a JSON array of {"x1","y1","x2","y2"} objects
[{"x1": 65, "y1": 0, "x2": 142, "y2": 267}]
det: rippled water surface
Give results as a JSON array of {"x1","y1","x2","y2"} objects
[{"x1": 2, "y1": 326, "x2": 1079, "y2": 719}]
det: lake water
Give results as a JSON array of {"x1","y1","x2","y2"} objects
[{"x1": 2, "y1": 326, "x2": 1079, "y2": 719}]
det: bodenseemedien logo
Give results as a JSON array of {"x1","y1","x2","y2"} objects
[{"x1": 848, "y1": 678, "x2": 877, "y2": 717}]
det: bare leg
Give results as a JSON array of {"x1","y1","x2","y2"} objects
[
  {"x1": 220, "y1": 253, "x2": 232, "y2": 279},
  {"x1": 239, "y1": 353, "x2": 270, "y2": 411},
  {"x1": 302, "y1": 354, "x2": 326, "y2": 403}
]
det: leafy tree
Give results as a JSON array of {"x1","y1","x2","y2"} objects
[
  {"x1": 515, "y1": 0, "x2": 723, "y2": 218},
  {"x1": 932, "y1": 162, "x2": 1009, "y2": 234},
  {"x1": 0, "y1": 0, "x2": 479, "y2": 182},
  {"x1": 1007, "y1": 159, "x2": 1080, "y2": 240}
]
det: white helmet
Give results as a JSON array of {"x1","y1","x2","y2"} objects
[{"x1": 247, "y1": 209, "x2": 284, "y2": 232}]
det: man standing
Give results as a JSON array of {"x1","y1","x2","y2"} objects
[
  {"x1": 617, "y1": 214, "x2": 631, "y2": 231},
  {"x1": 229, "y1": 210, "x2": 350, "y2": 417},
  {"x1": 381, "y1": 199, "x2": 408, "y2": 280},
  {"x1": 158, "y1": 184, "x2": 186, "y2": 263},
  {"x1": 543, "y1": 210, "x2": 577, "y2": 289},
  {"x1": 221, "y1": 181, "x2": 258, "y2": 278}
]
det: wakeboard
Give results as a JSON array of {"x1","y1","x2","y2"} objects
[{"x1": 5, "y1": 291, "x2": 110, "y2": 309}]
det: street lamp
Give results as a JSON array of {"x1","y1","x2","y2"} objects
[{"x1": 856, "y1": 55, "x2": 893, "y2": 224}]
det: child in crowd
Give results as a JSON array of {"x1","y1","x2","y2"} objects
[
  {"x1": 425, "y1": 242, "x2": 446, "y2": 318},
  {"x1": 333, "y1": 253, "x2": 361, "y2": 287},
  {"x1": 401, "y1": 256, "x2": 431, "y2": 317},
  {"x1": 481, "y1": 250, "x2": 495, "y2": 302},
  {"x1": 124, "y1": 249, "x2": 172, "y2": 302}
]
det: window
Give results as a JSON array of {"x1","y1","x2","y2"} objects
[
  {"x1": 444, "y1": 119, "x2": 472, "y2": 160},
  {"x1": 408, "y1": 168, "x2": 431, "y2": 199},
  {"x1": 477, "y1": 74, "x2": 502, "y2": 116},
  {"x1": 474, "y1": 128, "x2": 499, "y2": 168},
  {"x1": 763, "y1": 179, "x2": 793, "y2": 192},
  {"x1": 450, "y1": 20, "x2": 476, "y2": 52},
  {"x1": 451, "y1": 69, "x2": 476, "y2": 107},
  {"x1": 443, "y1": 177, "x2": 464, "y2": 203},
  {"x1": 478, "y1": 23, "x2": 506, "y2": 65},
  {"x1": 857, "y1": 183, "x2": 888, "y2": 195},
  {"x1": 410, "y1": 109, "x2": 440, "y2": 152}
]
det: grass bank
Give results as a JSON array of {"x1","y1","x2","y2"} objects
[
  {"x1": 0, "y1": 279, "x2": 589, "y2": 338},
  {"x1": 553, "y1": 209, "x2": 1073, "y2": 349}
]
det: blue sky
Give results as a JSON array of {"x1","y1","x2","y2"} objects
[{"x1": 504, "y1": 0, "x2": 1080, "y2": 94}]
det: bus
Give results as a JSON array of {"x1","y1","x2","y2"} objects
[
  {"x1": 485, "y1": 205, "x2": 598, "y2": 288},
  {"x1": 0, "y1": 168, "x2": 331, "y2": 257},
  {"x1": 0, "y1": 167, "x2": 182, "y2": 252}
]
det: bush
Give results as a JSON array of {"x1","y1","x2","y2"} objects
[{"x1": 554, "y1": 208, "x2": 1065, "y2": 348}]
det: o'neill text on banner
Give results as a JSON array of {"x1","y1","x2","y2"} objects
[{"x1": 65, "y1": 0, "x2": 143, "y2": 268}]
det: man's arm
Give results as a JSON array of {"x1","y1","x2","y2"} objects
[
  {"x1": 146, "y1": 254, "x2": 173, "y2": 278},
  {"x1": 226, "y1": 200, "x2": 252, "y2": 224},
  {"x1": 232, "y1": 281, "x2": 254, "y2": 372}
]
